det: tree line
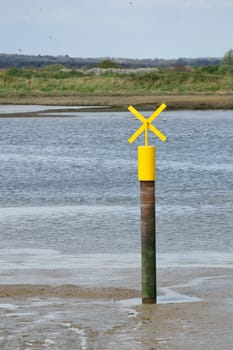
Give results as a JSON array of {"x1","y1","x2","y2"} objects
[{"x1": 0, "y1": 53, "x2": 222, "y2": 69}]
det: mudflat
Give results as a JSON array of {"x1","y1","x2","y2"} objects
[
  {"x1": 0, "y1": 93, "x2": 233, "y2": 110},
  {"x1": 1, "y1": 267, "x2": 233, "y2": 349}
]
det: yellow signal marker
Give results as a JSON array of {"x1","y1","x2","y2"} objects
[
  {"x1": 128, "y1": 104, "x2": 167, "y2": 181},
  {"x1": 128, "y1": 103, "x2": 167, "y2": 145}
]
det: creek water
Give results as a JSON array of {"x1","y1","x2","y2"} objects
[{"x1": 0, "y1": 107, "x2": 232, "y2": 258}]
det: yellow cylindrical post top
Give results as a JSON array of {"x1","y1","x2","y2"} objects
[{"x1": 138, "y1": 146, "x2": 156, "y2": 181}]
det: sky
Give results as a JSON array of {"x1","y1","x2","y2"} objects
[{"x1": 1, "y1": 0, "x2": 232, "y2": 59}]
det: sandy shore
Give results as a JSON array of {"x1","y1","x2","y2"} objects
[
  {"x1": 0, "y1": 93, "x2": 233, "y2": 110},
  {"x1": 0, "y1": 284, "x2": 139, "y2": 299},
  {"x1": 1, "y1": 266, "x2": 233, "y2": 349}
]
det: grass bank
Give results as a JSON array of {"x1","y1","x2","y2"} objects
[{"x1": 0, "y1": 65, "x2": 233, "y2": 109}]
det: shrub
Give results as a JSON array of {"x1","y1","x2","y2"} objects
[
  {"x1": 201, "y1": 65, "x2": 219, "y2": 74},
  {"x1": 98, "y1": 59, "x2": 120, "y2": 69}
]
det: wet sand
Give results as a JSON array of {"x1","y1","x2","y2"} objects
[
  {"x1": 0, "y1": 93, "x2": 233, "y2": 110},
  {"x1": 0, "y1": 284, "x2": 138, "y2": 299},
  {"x1": 1, "y1": 266, "x2": 233, "y2": 349}
]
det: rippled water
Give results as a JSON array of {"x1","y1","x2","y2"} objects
[{"x1": 0, "y1": 107, "x2": 233, "y2": 259}]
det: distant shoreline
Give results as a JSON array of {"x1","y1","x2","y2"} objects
[{"x1": 0, "y1": 94, "x2": 233, "y2": 111}]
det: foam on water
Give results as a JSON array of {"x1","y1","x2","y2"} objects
[
  {"x1": 0, "y1": 248, "x2": 232, "y2": 287},
  {"x1": 1, "y1": 249, "x2": 233, "y2": 270},
  {"x1": 0, "y1": 249, "x2": 139, "y2": 269},
  {"x1": 158, "y1": 251, "x2": 233, "y2": 268}
]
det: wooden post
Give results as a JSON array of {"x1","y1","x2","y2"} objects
[{"x1": 140, "y1": 180, "x2": 156, "y2": 304}]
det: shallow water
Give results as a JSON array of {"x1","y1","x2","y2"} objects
[
  {"x1": 0, "y1": 107, "x2": 233, "y2": 287},
  {"x1": 0, "y1": 108, "x2": 233, "y2": 257}
]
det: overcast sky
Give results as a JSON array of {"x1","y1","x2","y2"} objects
[{"x1": 1, "y1": 0, "x2": 232, "y2": 59}]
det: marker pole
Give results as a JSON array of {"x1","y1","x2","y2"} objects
[
  {"x1": 138, "y1": 145, "x2": 156, "y2": 304},
  {"x1": 127, "y1": 103, "x2": 167, "y2": 304},
  {"x1": 140, "y1": 180, "x2": 156, "y2": 303}
]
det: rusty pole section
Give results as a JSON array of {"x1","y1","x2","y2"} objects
[{"x1": 140, "y1": 180, "x2": 156, "y2": 304}]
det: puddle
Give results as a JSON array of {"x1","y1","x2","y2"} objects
[
  {"x1": 158, "y1": 293, "x2": 201, "y2": 304},
  {"x1": 119, "y1": 293, "x2": 201, "y2": 307},
  {"x1": 0, "y1": 303, "x2": 18, "y2": 310},
  {"x1": 0, "y1": 105, "x2": 99, "y2": 115}
]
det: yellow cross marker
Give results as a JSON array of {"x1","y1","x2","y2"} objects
[
  {"x1": 128, "y1": 103, "x2": 167, "y2": 145},
  {"x1": 128, "y1": 103, "x2": 167, "y2": 181}
]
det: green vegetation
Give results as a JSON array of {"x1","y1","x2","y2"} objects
[
  {"x1": 219, "y1": 49, "x2": 233, "y2": 73},
  {"x1": 98, "y1": 59, "x2": 120, "y2": 69},
  {"x1": 0, "y1": 63, "x2": 232, "y2": 97}
]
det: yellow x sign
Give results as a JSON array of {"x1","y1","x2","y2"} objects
[{"x1": 128, "y1": 103, "x2": 167, "y2": 145}]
